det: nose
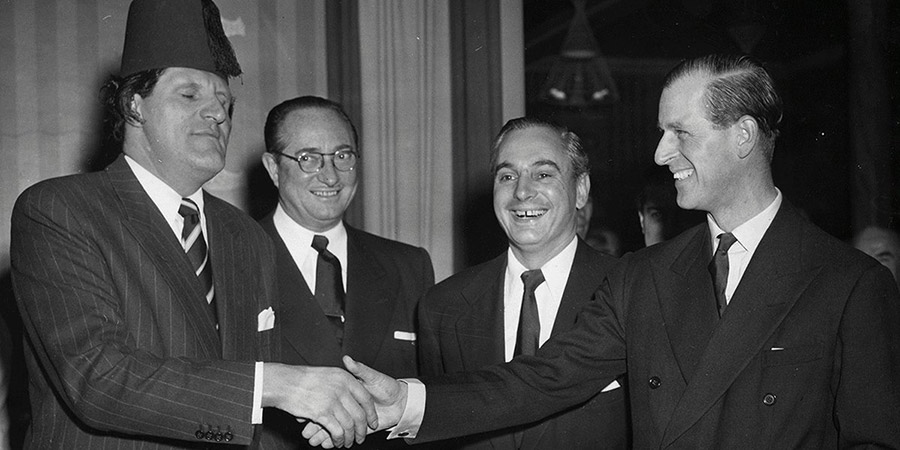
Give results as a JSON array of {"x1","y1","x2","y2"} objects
[
  {"x1": 654, "y1": 132, "x2": 676, "y2": 166},
  {"x1": 316, "y1": 155, "x2": 339, "y2": 185},
  {"x1": 514, "y1": 175, "x2": 536, "y2": 200},
  {"x1": 203, "y1": 99, "x2": 228, "y2": 124}
]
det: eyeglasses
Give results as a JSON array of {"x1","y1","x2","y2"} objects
[{"x1": 271, "y1": 149, "x2": 359, "y2": 174}]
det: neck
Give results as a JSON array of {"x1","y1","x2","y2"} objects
[
  {"x1": 710, "y1": 178, "x2": 777, "y2": 232},
  {"x1": 510, "y1": 235, "x2": 573, "y2": 270}
]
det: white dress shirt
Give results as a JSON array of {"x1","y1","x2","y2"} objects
[
  {"x1": 271, "y1": 203, "x2": 349, "y2": 294},
  {"x1": 707, "y1": 188, "x2": 782, "y2": 304},
  {"x1": 124, "y1": 155, "x2": 264, "y2": 424},
  {"x1": 502, "y1": 237, "x2": 576, "y2": 361}
]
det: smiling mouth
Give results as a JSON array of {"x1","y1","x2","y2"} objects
[
  {"x1": 513, "y1": 209, "x2": 547, "y2": 218},
  {"x1": 312, "y1": 190, "x2": 340, "y2": 198},
  {"x1": 673, "y1": 169, "x2": 694, "y2": 181}
]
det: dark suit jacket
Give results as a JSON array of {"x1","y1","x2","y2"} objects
[
  {"x1": 414, "y1": 201, "x2": 900, "y2": 449},
  {"x1": 260, "y1": 213, "x2": 434, "y2": 448},
  {"x1": 11, "y1": 156, "x2": 281, "y2": 449},
  {"x1": 417, "y1": 240, "x2": 630, "y2": 450}
]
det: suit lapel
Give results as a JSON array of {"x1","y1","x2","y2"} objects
[
  {"x1": 661, "y1": 204, "x2": 821, "y2": 447},
  {"x1": 205, "y1": 196, "x2": 251, "y2": 360},
  {"x1": 456, "y1": 255, "x2": 507, "y2": 372},
  {"x1": 457, "y1": 255, "x2": 519, "y2": 450},
  {"x1": 343, "y1": 227, "x2": 395, "y2": 359},
  {"x1": 107, "y1": 156, "x2": 221, "y2": 357},
  {"x1": 260, "y1": 216, "x2": 342, "y2": 366},
  {"x1": 550, "y1": 241, "x2": 600, "y2": 335},
  {"x1": 657, "y1": 226, "x2": 719, "y2": 384}
]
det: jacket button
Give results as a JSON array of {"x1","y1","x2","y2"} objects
[
  {"x1": 224, "y1": 431, "x2": 234, "y2": 442},
  {"x1": 205, "y1": 430, "x2": 215, "y2": 440},
  {"x1": 762, "y1": 393, "x2": 777, "y2": 406},
  {"x1": 195, "y1": 429, "x2": 205, "y2": 440},
  {"x1": 648, "y1": 376, "x2": 661, "y2": 389}
]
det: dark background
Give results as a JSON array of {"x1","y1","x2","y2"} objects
[{"x1": 521, "y1": 0, "x2": 900, "y2": 253}]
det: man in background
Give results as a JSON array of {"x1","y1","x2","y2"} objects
[
  {"x1": 853, "y1": 225, "x2": 900, "y2": 286},
  {"x1": 259, "y1": 96, "x2": 434, "y2": 448},
  {"x1": 418, "y1": 117, "x2": 629, "y2": 449},
  {"x1": 10, "y1": 1, "x2": 375, "y2": 447}
]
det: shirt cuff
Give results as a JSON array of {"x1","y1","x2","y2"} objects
[
  {"x1": 252, "y1": 362, "x2": 264, "y2": 424},
  {"x1": 386, "y1": 378, "x2": 425, "y2": 439}
]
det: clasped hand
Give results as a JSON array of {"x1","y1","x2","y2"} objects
[
  {"x1": 301, "y1": 356, "x2": 408, "y2": 448},
  {"x1": 263, "y1": 361, "x2": 380, "y2": 447}
]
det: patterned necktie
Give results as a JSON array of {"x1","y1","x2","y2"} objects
[
  {"x1": 178, "y1": 198, "x2": 217, "y2": 329},
  {"x1": 311, "y1": 235, "x2": 345, "y2": 344},
  {"x1": 514, "y1": 269, "x2": 546, "y2": 356},
  {"x1": 708, "y1": 232, "x2": 738, "y2": 317}
]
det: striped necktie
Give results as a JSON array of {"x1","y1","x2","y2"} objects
[{"x1": 178, "y1": 198, "x2": 218, "y2": 329}]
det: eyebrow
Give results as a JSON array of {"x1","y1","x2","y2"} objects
[
  {"x1": 296, "y1": 144, "x2": 355, "y2": 154},
  {"x1": 493, "y1": 159, "x2": 562, "y2": 172}
]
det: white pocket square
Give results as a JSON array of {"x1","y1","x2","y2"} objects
[
  {"x1": 257, "y1": 307, "x2": 276, "y2": 331},
  {"x1": 393, "y1": 331, "x2": 416, "y2": 342},
  {"x1": 601, "y1": 379, "x2": 621, "y2": 393}
]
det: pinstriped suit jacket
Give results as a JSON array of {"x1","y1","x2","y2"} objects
[{"x1": 11, "y1": 156, "x2": 281, "y2": 449}]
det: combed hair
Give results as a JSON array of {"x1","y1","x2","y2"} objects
[
  {"x1": 664, "y1": 54, "x2": 783, "y2": 158},
  {"x1": 264, "y1": 96, "x2": 358, "y2": 156},
  {"x1": 100, "y1": 68, "x2": 166, "y2": 142},
  {"x1": 490, "y1": 117, "x2": 590, "y2": 179}
]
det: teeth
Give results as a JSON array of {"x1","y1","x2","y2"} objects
[
  {"x1": 673, "y1": 169, "x2": 694, "y2": 181},
  {"x1": 514, "y1": 209, "x2": 547, "y2": 218},
  {"x1": 313, "y1": 190, "x2": 339, "y2": 197}
]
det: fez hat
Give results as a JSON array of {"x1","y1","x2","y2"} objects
[{"x1": 120, "y1": 0, "x2": 242, "y2": 79}]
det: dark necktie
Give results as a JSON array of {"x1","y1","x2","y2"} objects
[
  {"x1": 514, "y1": 269, "x2": 546, "y2": 357},
  {"x1": 311, "y1": 235, "x2": 345, "y2": 344},
  {"x1": 708, "y1": 232, "x2": 738, "y2": 317},
  {"x1": 178, "y1": 198, "x2": 218, "y2": 329}
]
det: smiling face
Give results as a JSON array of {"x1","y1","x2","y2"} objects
[
  {"x1": 128, "y1": 67, "x2": 233, "y2": 196},
  {"x1": 654, "y1": 73, "x2": 743, "y2": 219},
  {"x1": 493, "y1": 126, "x2": 589, "y2": 267},
  {"x1": 262, "y1": 107, "x2": 358, "y2": 232}
]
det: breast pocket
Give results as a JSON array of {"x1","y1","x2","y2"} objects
[{"x1": 763, "y1": 342, "x2": 824, "y2": 367}]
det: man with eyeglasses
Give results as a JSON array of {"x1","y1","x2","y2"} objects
[{"x1": 259, "y1": 96, "x2": 435, "y2": 449}]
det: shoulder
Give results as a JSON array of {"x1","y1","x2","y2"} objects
[
  {"x1": 14, "y1": 171, "x2": 108, "y2": 218},
  {"x1": 422, "y1": 256, "x2": 502, "y2": 306},
  {"x1": 576, "y1": 240, "x2": 619, "y2": 275},
  {"x1": 347, "y1": 225, "x2": 431, "y2": 260}
]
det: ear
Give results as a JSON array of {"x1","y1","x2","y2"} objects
[
  {"x1": 261, "y1": 152, "x2": 280, "y2": 188},
  {"x1": 638, "y1": 210, "x2": 646, "y2": 232},
  {"x1": 734, "y1": 115, "x2": 759, "y2": 159},
  {"x1": 575, "y1": 173, "x2": 591, "y2": 209},
  {"x1": 128, "y1": 94, "x2": 145, "y2": 127}
]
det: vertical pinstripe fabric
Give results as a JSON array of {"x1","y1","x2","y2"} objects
[{"x1": 11, "y1": 156, "x2": 280, "y2": 449}]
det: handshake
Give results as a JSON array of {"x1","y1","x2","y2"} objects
[{"x1": 263, "y1": 356, "x2": 408, "y2": 448}]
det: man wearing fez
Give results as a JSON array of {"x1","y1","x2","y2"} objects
[
  {"x1": 308, "y1": 54, "x2": 900, "y2": 448},
  {"x1": 259, "y1": 96, "x2": 434, "y2": 448},
  {"x1": 11, "y1": 1, "x2": 375, "y2": 448},
  {"x1": 417, "y1": 117, "x2": 629, "y2": 449}
]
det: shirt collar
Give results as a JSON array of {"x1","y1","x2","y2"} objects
[
  {"x1": 272, "y1": 203, "x2": 348, "y2": 263},
  {"x1": 707, "y1": 188, "x2": 782, "y2": 255},
  {"x1": 506, "y1": 235, "x2": 578, "y2": 298},
  {"x1": 125, "y1": 154, "x2": 204, "y2": 220}
]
